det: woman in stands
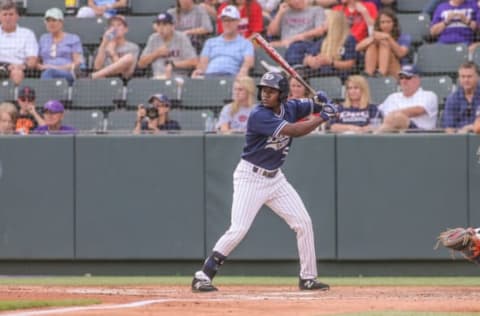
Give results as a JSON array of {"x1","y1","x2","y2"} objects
[
  {"x1": 329, "y1": 75, "x2": 381, "y2": 133},
  {"x1": 216, "y1": 76, "x2": 255, "y2": 133},
  {"x1": 0, "y1": 102, "x2": 17, "y2": 135},
  {"x1": 301, "y1": 10, "x2": 357, "y2": 80},
  {"x1": 37, "y1": 8, "x2": 83, "y2": 85},
  {"x1": 169, "y1": 0, "x2": 214, "y2": 54},
  {"x1": 77, "y1": 0, "x2": 127, "y2": 18},
  {"x1": 216, "y1": 0, "x2": 263, "y2": 39},
  {"x1": 288, "y1": 77, "x2": 313, "y2": 99},
  {"x1": 356, "y1": 8, "x2": 411, "y2": 78}
]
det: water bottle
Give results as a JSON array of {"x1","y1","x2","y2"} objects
[
  {"x1": 106, "y1": 30, "x2": 116, "y2": 41},
  {"x1": 204, "y1": 113, "x2": 215, "y2": 133}
]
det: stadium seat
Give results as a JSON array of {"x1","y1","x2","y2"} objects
[
  {"x1": 63, "y1": 109, "x2": 105, "y2": 131},
  {"x1": 126, "y1": 78, "x2": 179, "y2": 109},
  {"x1": 25, "y1": 0, "x2": 65, "y2": 16},
  {"x1": 130, "y1": 0, "x2": 176, "y2": 15},
  {"x1": 366, "y1": 77, "x2": 398, "y2": 105},
  {"x1": 125, "y1": 16, "x2": 156, "y2": 46},
  {"x1": 397, "y1": 13, "x2": 430, "y2": 45},
  {"x1": 181, "y1": 77, "x2": 234, "y2": 108},
  {"x1": 416, "y1": 44, "x2": 468, "y2": 76},
  {"x1": 106, "y1": 110, "x2": 135, "y2": 131},
  {"x1": 63, "y1": 17, "x2": 106, "y2": 46},
  {"x1": 309, "y1": 77, "x2": 343, "y2": 101},
  {"x1": 0, "y1": 80, "x2": 15, "y2": 102},
  {"x1": 253, "y1": 47, "x2": 287, "y2": 76},
  {"x1": 169, "y1": 109, "x2": 213, "y2": 131},
  {"x1": 396, "y1": 0, "x2": 429, "y2": 13},
  {"x1": 470, "y1": 46, "x2": 480, "y2": 67},
  {"x1": 72, "y1": 78, "x2": 124, "y2": 109},
  {"x1": 18, "y1": 16, "x2": 45, "y2": 40},
  {"x1": 20, "y1": 78, "x2": 69, "y2": 108},
  {"x1": 421, "y1": 75, "x2": 454, "y2": 107}
]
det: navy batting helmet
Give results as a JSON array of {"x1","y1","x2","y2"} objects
[{"x1": 257, "y1": 71, "x2": 289, "y2": 103}]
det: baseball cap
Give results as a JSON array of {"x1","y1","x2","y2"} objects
[
  {"x1": 398, "y1": 64, "x2": 420, "y2": 77},
  {"x1": 155, "y1": 12, "x2": 174, "y2": 24},
  {"x1": 18, "y1": 86, "x2": 36, "y2": 100},
  {"x1": 148, "y1": 93, "x2": 171, "y2": 106},
  {"x1": 220, "y1": 5, "x2": 240, "y2": 20},
  {"x1": 43, "y1": 100, "x2": 65, "y2": 113},
  {"x1": 44, "y1": 7, "x2": 64, "y2": 20},
  {"x1": 108, "y1": 14, "x2": 127, "y2": 27}
]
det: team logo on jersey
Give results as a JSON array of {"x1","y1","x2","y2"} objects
[{"x1": 265, "y1": 135, "x2": 290, "y2": 151}]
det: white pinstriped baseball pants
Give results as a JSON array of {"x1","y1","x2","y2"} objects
[{"x1": 213, "y1": 159, "x2": 318, "y2": 279}]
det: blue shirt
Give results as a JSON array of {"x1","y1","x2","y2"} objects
[
  {"x1": 397, "y1": 34, "x2": 412, "y2": 64},
  {"x1": 39, "y1": 33, "x2": 83, "y2": 66},
  {"x1": 333, "y1": 104, "x2": 380, "y2": 127},
  {"x1": 241, "y1": 98, "x2": 320, "y2": 170},
  {"x1": 442, "y1": 84, "x2": 480, "y2": 128},
  {"x1": 201, "y1": 34, "x2": 254, "y2": 75},
  {"x1": 431, "y1": 0, "x2": 479, "y2": 45}
]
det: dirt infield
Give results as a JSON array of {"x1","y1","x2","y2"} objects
[{"x1": 0, "y1": 285, "x2": 480, "y2": 315}]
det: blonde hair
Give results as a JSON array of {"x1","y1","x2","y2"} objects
[
  {"x1": 344, "y1": 75, "x2": 371, "y2": 109},
  {"x1": 230, "y1": 76, "x2": 256, "y2": 116},
  {"x1": 320, "y1": 11, "x2": 350, "y2": 61},
  {"x1": 0, "y1": 102, "x2": 17, "y2": 122}
]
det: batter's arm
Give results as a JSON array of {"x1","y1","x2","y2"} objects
[{"x1": 279, "y1": 116, "x2": 325, "y2": 137}]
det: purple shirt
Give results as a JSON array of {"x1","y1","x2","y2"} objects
[
  {"x1": 39, "y1": 32, "x2": 83, "y2": 66},
  {"x1": 33, "y1": 125, "x2": 76, "y2": 134},
  {"x1": 431, "y1": 0, "x2": 479, "y2": 44}
]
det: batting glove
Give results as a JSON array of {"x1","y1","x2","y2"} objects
[
  {"x1": 313, "y1": 90, "x2": 331, "y2": 105},
  {"x1": 319, "y1": 102, "x2": 339, "y2": 121}
]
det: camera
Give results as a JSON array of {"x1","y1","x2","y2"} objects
[{"x1": 145, "y1": 106, "x2": 159, "y2": 119}]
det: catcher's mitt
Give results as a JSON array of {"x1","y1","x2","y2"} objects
[{"x1": 435, "y1": 227, "x2": 480, "y2": 263}]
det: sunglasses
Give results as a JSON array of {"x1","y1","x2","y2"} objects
[
  {"x1": 19, "y1": 96, "x2": 35, "y2": 102},
  {"x1": 398, "y1": 75, "x2": 413, "y2": 81}
]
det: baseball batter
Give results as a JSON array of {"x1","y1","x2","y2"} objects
[{"x1": 192, "y1": 72, "x2": 338, "y2": 292}]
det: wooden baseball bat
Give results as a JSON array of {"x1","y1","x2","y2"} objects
[{"x1": 253, "y1": 33, "x2": 317, "y2": 97}]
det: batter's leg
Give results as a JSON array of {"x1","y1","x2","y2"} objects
[{"x1": 266, "y1": 175, "x2": 325, "y2": 287}]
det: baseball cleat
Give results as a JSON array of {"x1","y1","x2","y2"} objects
[
  {"x1": 191, "y1": 271, "x2": 218, "y2": 292},
  {"x1": 299, "y1": 278, "x2": 330, "y2": 291}
]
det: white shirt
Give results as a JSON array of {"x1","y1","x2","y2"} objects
[
  {"x1": 0, "y1": 25, "x2": 38, "y2": 64},
  {"x1": 379, "y1": 88, "x2": 438, "y2": 130}
]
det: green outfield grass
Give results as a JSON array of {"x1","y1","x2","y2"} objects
[
  {"x1": 0, "y1": 299, "x2": 100, "y2": 311},
  {"x1": 0, "y1": 276, "x2": 480, "y2": 287}
]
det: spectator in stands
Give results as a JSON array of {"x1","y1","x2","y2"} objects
[
  {"x1": 430, "y1": 0, "x2": 479, "y2": 47},
  {"x1": 288, "y1": 76, "x2": 313, "y2": 99},
  {"x1": 217, "y1": 0, "x2": 264, "y2": 39},
  {"x1": 442, "y1": 61, "x2": 480, "y2": 133},
  {"x1": 133, "y1": 94, "x2": 181, "y2": 133},
  {"x1": 15, "y1": 86, "x2": 45, "y2": 135},
  {"x1": 0, "y1": 102, "x2": 17, "y2": 134},
  {"x1": 138, "y1": 12, "x2": 198, "y2": 79},
  {"x1": 333, "y1": 0, "x2": 377, "y2": 43},
  {"x1": 375, "y1": 110, "x2": 410, "y2": 133},
  {"x1": 356, "y1": 8, "x2": 411, "y2": 78},
  {"x1": 77, "y1": 0, "x2": 127, "y2": 18},
  {"x1": 216, "y1": 75, "x2": 255, "y2": 133},
  {"x1": 257, "y1": 0, "x2": 281, "y2": 21},
  {"x1": 168, "y1": 0, "x2": 214, "y2": 53},
  {"x1": 91, "y1": 15, "x2": 139, "y2": 80},
  {"x1": 37, "y1": 8, "x2": 83, "y2": 86},
  {"x1": 191, "y1": 5, "x2": 254, "y2": 78},
  {"x1": 379, "y1": 64, "x2": 438, "y2": 130},
  {"x1": 300, "y1": 11, "x2": 357, "y2": 79},
  {"x1": 33, "y1": 100, "x2": 76, "y2": 134},
  {"x1": 0, "y1": 0, "x2": 38, "y2": 85},
  {"x1": 330, "y1": 75, "x2": 381, "y2": 133},
  {"x1": 267, "y1": 0, "x2": 327, "y2": 65},
  {"x1": 200, "y1": 0, "x2": 225, "y2": 18}
]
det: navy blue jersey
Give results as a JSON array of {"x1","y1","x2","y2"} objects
[
  {"x1": 241, "y1": 98, "x2": 320, "y2": 170},
  {"x1": 333, "y1": 104, "x2": 380, "y2": 127}
]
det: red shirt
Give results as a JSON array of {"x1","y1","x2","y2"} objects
[
  {"x1": 217, "y1": 1, "x2": 263, "y2": 38},
  {"x1": 333, "y1": 2, "x2": 377, "y2": 42}
]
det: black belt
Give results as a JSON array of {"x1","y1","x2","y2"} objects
[{"x1": 252, "y1": 166, "x2": 278, "y2": 178}]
